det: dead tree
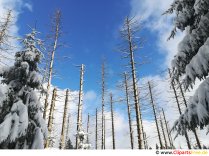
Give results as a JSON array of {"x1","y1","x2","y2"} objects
[
  {"x1": 177, "y1": 79, "x2": 202, "y2": 149},
  {"x1": 143, "y1": 132, "x2": 149, "y2": 149},
  {"x1": 148, "y1": 81, "x2": 163, "y2": 149},
  {"x1": 95, "y1": 108, "x2": 98, "y2": 149},
  {"x1": 0, "y1": 10, "x2": 13, "y2": 66},
  {"x1": 159, "y1": 115, "x2": 168, "y2": 149},
  {"x1": 59, "y1": 89, "x2": 69, "y2": 149},
  {"x1": 76, "y1": 64, "x2": 85, "y2": 149},
  {"x1": 65, "y1": 113, "x2": 70, "y2": 145},
  {"x1": 0, "y1": 10, "x2": 12, "y2": 47},
  {"x1": 101, "y1": 62, "x2": 106, "y2": 149},
  {"x1": 45, "y1": 88, "x2": 57, "y2": 148},
  {"x1": 104, "y1": 114, "x2": 106, "y2": 150},
  {"x1": 162, "y1": 108, "x2": 174, "y2": 148},
  {"x1": 110, "y1": 93, "x2": 116, "y2": 149},
  {"x1": 137, "y1": 86, "x2": 146, "y2": 149},
  {"x1": 119, "y1": 16, "x2": 144, "y2": 149},
  {"x1": 124, "y1": 72, "x2": 134, "y2": 149},
  {"x1": 86, "y1": 113, "x2": 90, "y2": 143},
  {"x1": 43, "y1": 10, "x2": 62, "y2": 120},
  {"x1": 168, "y1": 69, "x2": 191, "y2": 149}
]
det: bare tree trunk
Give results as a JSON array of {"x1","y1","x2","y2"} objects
[
  {"x1": 86, "y1": 113, "x2": 90, "y2": 144},
  {"x1": 125, "y1": 17, "x2": 143, "y2": 149},
  {"x1": 162, "y1": 108, "x2": 174, "y2": 149},
  {"x1": 104, "y1": 115, "x2": 106, "y2": 150},
  {"x1": 43, "y1": 10, "x2": 61, "y2": 120},
  {"x1": 95, "y1": 108, "x2": 98, "y2": 150},
  {"x1": 177, "y1": 80, "x2": 202, "y2": 149},
  {"x1": 0, "y1": 10, "x2": 11, "y2": 45},
  {"x1": 124, "y1": 72, "x2": 134, "y2": 149},
  {"x1": 110, "y1": 93, "x2": 116, "y2": 149},
  {"x1": 0, "y1": 10, "x2": 13, "y2": 66},
  {"x1": 101, "y1": 62, "x2": 105, "y2": 149},
  {"x1": 143, "y1": 132, "x2": 148, "y2": 149},
  {"x1": 65, "y1": 113, "x2": 70, "y2": 145},
  {"x1": 148, "y1": 81, "x2": 163, "y2": 149},
  {"x1": 160, "y1": 115, "x2": 168, "y2": 149},
  {"x1": 59, "y1": 89, "x2": 69, "y2": 149},
  {"x1": 168, "y1": 69, "x2": 191, "y2": 149},
  {"x1": 45, "y1": 88, "x2": 57, "y2": 148},
  {"x1": 76, "y1": 64, "x2": 84, "y2": 149}
]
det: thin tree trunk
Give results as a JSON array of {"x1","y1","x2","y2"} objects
[
  {"x1": 45, "y1": 88, "x2": 57, "y2": 148},
  {"x1": 43, "y1": 10, "x2": 61, "y2": 120},
  {"x1": 148, "y1": 81, "x2": 163, "y2": 149},
  {"x1": 76, "y1": 64, "x2": 84, "y2": 149},
  {"x1": 95, "y1": 108, "x2": 98, "y2": 150},
  {"x1": 124, "y1": 72, "x2": 134, "y2": 149},
  {"x1": 60, "y1": 89, "x2": 69, "y2": 149},
  {"x1": 86, "y1": 113, "x2": 90, "y2": 144},
  {"x1": 126, "y1": 17, "x2": 143, "y2": 149},
  {"x1": 65, "y1": 113, "x2": 70, "y2": 145},
  {"x1": 110, "y1": 93, "x2": 115, "y2": 149},
  {"x1": 168, "y1": 69, "x2": 191, "y2": 149},
  {"x1": 104, "y1": 115, "x2": 106, "y2": 150},
  {"x1": 101, "y1": 62, "x2": 105, "y2": 149},
  {"x1": 162, "y1": 108, "x2": 174, "y2": 149},
  {"x1": 177, "y1": 79, "x2": 202, "y2": 149},
  {"x1": 160, "y1": 115, "x2": 168, "y2": 149},
  {"x1": 0, "y1": 10, "x2": 11, "y2": 45}
]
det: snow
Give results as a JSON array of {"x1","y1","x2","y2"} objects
[
  {"x1": 0, "y1": 113, "x2": 13, "y2": 143},
  {"x1": 184, "y1": 38, "x2": 209, "y2": 88},
  {"x1": 173, "y1": 77, "x2": 209, "y2": 134},
  {"x1": 31, "y1": 128, "x2": 44, "y2": 149}
]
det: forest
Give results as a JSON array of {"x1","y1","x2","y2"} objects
[{"x1": 0, "y1": 0, "x2": 209, "y2": 151}]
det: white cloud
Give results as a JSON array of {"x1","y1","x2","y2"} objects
[
  {"x1": 84, "y1": 90, "x2": 97, "y2": 101},
  {"x1": 130, "y1": 0, "x2": 184, "y2": 68},
  {"x1": 24, "y1": 3, "x2": 33, "y2": 12}
]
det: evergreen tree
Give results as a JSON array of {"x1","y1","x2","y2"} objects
[
  {"x1": 165, "y1": 0, "x2": 209, "y2": 135},
  {"x1": 65, "y1": 138, "x2": 74, "y2": 149},
  {"x1": 0, "y1": 29, "x2": 47, "y2": 149}
]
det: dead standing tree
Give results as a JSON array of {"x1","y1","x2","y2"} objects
[
  {"x1": 0, "y1": 10, "x2": 14, "y2": 66},
  {"x1": 110, "y1": 93, "x2": 116, "y2": 149},
  {"x1": 0, "y1": 10, "x2": 12, "y2": 48},
  {"x1": 43, "y1": 10, "x2": 62, "y2": 120},
  {"x1": 45, "y1": 88, "x2": 57, "y2": 148},
  {"x1": 119, "y1": 16, "x2": 144, "y2": 149},
  {"x1": 148, "y1": 81, "x2": 163, "y2": 149},
  {"x1": 168, "y1": 69, "x2": 191, "y2": 149},
  {"x1": 76, "y1": 64, "x2": 85, "y2": 149},
  {"x1": 159, "y1": 114, "x2": 168, "y2": 149},
  {"x1": 101, "y1": 62, "x2": 106, "y2": 149},
  {"x1": 177, "y1": 79, "x2": 202, "y2": 149},
  {"x1": 95, "y1": 108, "x2": 98, "y2": 149},
  {"x1": 124, "y1": 72, "x2": 134, "y2": 149},
  {"x1": 86, "y1": 113, "x2": 90, "y2": 144},
  {"x1": 162, "y1": 108, "x2": 174, "y2": 148},
  {"x1": 59, "y1": 89, "x2": 69, "y2": 149}
]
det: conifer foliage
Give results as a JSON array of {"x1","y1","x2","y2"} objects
[
  {"x1": 0, "y1": 29, "x2": 47, "y2": 149},
  {"x1": 165, "y1": 0, "x2": 209, "y2": 135}
]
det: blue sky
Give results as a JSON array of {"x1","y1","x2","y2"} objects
[{"x1": 17, "y1": 0, "x2": 166, "y2": 93}]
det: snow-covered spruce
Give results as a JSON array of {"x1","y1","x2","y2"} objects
[
  {"x1": 173, "y1": 77, "x2": 209, "y2": 134},
  {"x1": 165, "y1": 0, "x2": 209, "y2": 134},
  {"x1": 76, "y1": 129, "x2": 91, "y2": 149},
  {"x1": 0, "y1": 30, "x2": 47, "y2": 149}
]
